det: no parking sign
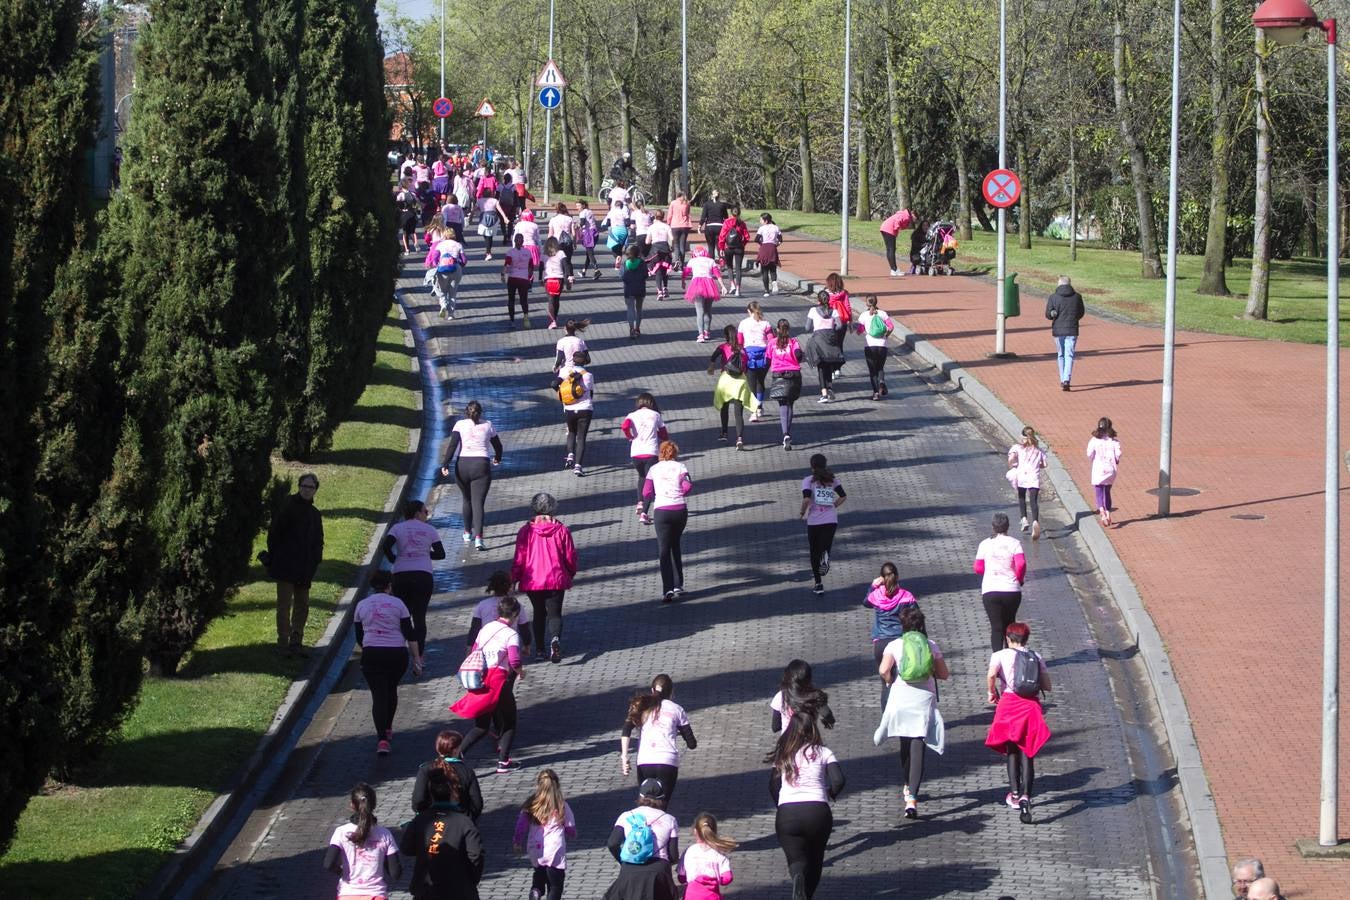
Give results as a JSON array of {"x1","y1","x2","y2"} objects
[{"x1": 982, "y1": 169, "x2": 1021, "y2": 209}]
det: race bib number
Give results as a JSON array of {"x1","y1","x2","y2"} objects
[{"x1": 813, "y1": 485, "x2": 836, "y2": 507}]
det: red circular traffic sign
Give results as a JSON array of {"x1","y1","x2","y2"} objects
[
  {"x1": 433, "y1": 97, "x2": 454, "y2": 119},
  {"x1": 982, "y1": 169, "x2": 1021, "y2": 209}
]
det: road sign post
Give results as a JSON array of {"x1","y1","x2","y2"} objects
[
  {"x1": 536, "y1": 57, "x2": 567, "y2": 205},
  {"x1": 983, "y1": 168, "x2": 1022, "y2": 358},
  {"x1": 475, "y1": 98, "x2": 496, "y2": 164}
]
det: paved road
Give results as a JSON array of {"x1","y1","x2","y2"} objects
[{"x1": 206, "y1": 234, "x2": 1161, "y2": 899}]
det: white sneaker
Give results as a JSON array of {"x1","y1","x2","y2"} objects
[
  {"x1": 771, "y1": 281, "x2": 779, "y2": 294},
  {"x1": 1020, "y1": 517, "x2": 1030, "y2": 533},
  {"x1": 890, "y1": 269, "x2": 900, "y2": 277}
]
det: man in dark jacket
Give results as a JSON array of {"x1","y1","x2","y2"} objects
[
  {"x1": 496, "y1": 172, "x2": 520, "y2": 235},
  {"x1": 265, "y1": 474, "x2": 324, "y2": 654},
  {"x1": 1045, "y1": 276, "x2": 1086, "y2": 391}
]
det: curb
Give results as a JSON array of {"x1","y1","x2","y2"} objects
[
  {"x1": 141, "y1": 297, "x2": 430, "y2": 899},
  {"x1": 776, "y1": 265, "x2": 1230, "y2": 900}
]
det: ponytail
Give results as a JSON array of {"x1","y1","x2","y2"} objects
[
  {"x1": 774, "y1": 318, "x2": 791, "y2": 350},
  {"x1": 348, "y1": 783, "x2": 377, "y2": 845},
  {"x1": 625, "y1": 674, "x2": 674, "y2": 728}
]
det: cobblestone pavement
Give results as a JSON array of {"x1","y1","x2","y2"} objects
[{"x1": 208, "y1": 236, "x2": 1159, "y2": 899}]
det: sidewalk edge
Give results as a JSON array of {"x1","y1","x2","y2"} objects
[
  {"x1": 141, "y1": 297, "x2": 426, "y2": 900},
  {"x1": 778, "y1": 267, "x2": 1230, "y2": 900}
]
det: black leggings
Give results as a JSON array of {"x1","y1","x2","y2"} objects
[
  {"x1": 461, "y1": 675, "x2": 517, "y2": 762},
  {"x1": 761, "y1": 263, "x2": 778, "y2": 292},
  {"x1": 673, "y1": 228, "x2": 690, "y2": 263},
  {"x1": 816, "y1": 365, "x2": 835, "y2": 393},
  {"x1": 565, "y1": 409, "x2": 593, "y2": 466},
  {"x1": 723, "y1": 249, "x2": 744, "y2": 288},
  {"x1": 392, "y1": 570, "x2": 432, "y2": 651},
  {"x1": 864, "y1": 346, "x2": 888, "y2": 392},
  {"x1": 636, "y1": 763, "x2": 680, "y2": 804},
  {"x1": 633, "y1": 457, "x2": 655, "y2": 511},
  {"x1": 775, "y1": 801, "x2": 832, "y2": 899},
  {"x1": 483, "y1": 232, "x2": 496, "y2": 255},
  {"x1": 581, "y1": 246, "x2": 599, "y2": 271},
  {"x1": 527, "y1": 589, "x2": 565, "y2": 648},
  {"x1": 455, "y1": 457, "x2": 492, "y2": 537},
  {"x1": 507, "y1": 277, "x2": 531, "y2": 318},
  {"x1": 746, "y1": 366, "x2": 767, "y2": 403},
  {"x1": 1006, "y1": 745, "x2": 1036, "y2": 798},
  {"x1": 982, "y1": 591, "x2": 1022, "y2": 654},
  {"x1": 900, "y1": 737, "x2": 925, "y2": 795},
  {"x1": 532, "y1": 865, "x2": 565, "y2": 900},
  {"x1": 718, "y1": 401, "x2": 745, "y2": 442},
  {"x1": 360, "y1": 646, "x2": 408, "y2": 739},
  {"x1": 1017, "y1": 487, "x2": 1041, "y2": 524},
  {"x1": 807, "y1": 523, "x2": 836, "y2": 580},
  {"x1": 882, "y1": 230, "x2": 898, "y2": 270},
  {"x1": 704, "y1": 224, "x2": 721, "y2": 252},
  {"x1": 653, "y1": 507, "x2": 688, "y2": 593}
]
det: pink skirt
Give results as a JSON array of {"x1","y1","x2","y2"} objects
[
  {"x1": 685, "y1": 276, "x2": 720, "y2": 302},
  {"x1": 985, "y1": 691, "x2": 1051, "y2": 758},
  {"x1": 450, "y1": 666, "x2": 509, "y2": 720},
  {"x1": 527, "y1": 245, "x2": 541, "y2": 267}
]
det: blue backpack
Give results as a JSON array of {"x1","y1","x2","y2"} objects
[{"x1": 619, "y1": 811, "x2": 657, "y2": 864}]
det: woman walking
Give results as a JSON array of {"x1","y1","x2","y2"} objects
[
  {"x1": 382, "y1": 499, "x2": 446, "y2": 676},
  {"x1": 511, "y1": 492, "x2": 578, "y2": 664},
  {"x1": 769, "y1": 659, "x2": 836, "y2": 735},
  {"x1": 440, "y1": 401, "x2": 502, "y2": 551},
  {"x1": 603, "y1": 778, "x2": 680, "y2": 900},
  {"x1": 668, "y1": 191, "x2": 692, "y2": 265},
  {"x1": 451, "y1": 595, "x2": 527, "y2": 773},
  {"x1": 324, "y1": 784, "x2": 402, "y2": 895},
  {"x1": 621, "y1": 245, "x2": 649, "y2": 337},
  {"x1": 800, "y1": 454, "x2": 846, "y2": 595},
  {"x1": 737, "y1": 301, "x2": 773, "y2": 418},
  {"x1": 855, "y1": 296, "x2": 894, "y2": 401},
  {"x1": 768, "y1": 713, "x2": 845, "y2": 899},
  {"x1": 412, "y1": 730, "x2": 484, "y2": 821},
  {"x1": 354, "y1": 571, "x2": 416, "y2": 755},
  {"x1": 1007, "y1": 425, "x2": 1047, "y2": 540},
  {"x1": 622, "y1": 393, "x2": 669, "y2": 526},
  {"x1": 973, "y1": 513, "x2": 1026, "y2": 654},
  {"x1": 578, "y1": 200, "x2": 601, "y2": 279},
  {"x1": 642, "y1": 440, "x2": 692, "y2": 602},
  {"x1": 646, "y1": 209, "x2": 676, "y2": 300},
  {"x1": 875, "y1": 605, "x2": 949, "y2": 820},
  {"x1": 1087, "y1": 417, "x2": 1122, "y2": 526},
  {"x1": 552, "y1": 318, "x2": 589, "y2": 370},
  {"x1": 400, "y1": 768, "x2": 485, "y2": 900},
  {"x1": 548, "y1": 201, "x2": 578, "y2": 277},
  {"x1": 682, "y1": 246, "x2": 722, "y2": 343},
  {"x1": 804, "y1": 292, "x2": 845, "y2": 404},
  {"x1": 512, "y1": 769, "x2": 578, "y2": 900},
  {"x1": 501, "y1": 232, "x2": 534, "y2": 327},
  {"x1": 766, "y1": 319, "x2": 804, "y2": 450},
  {"x1": 708, "y1": 324, "x2": 756, "y2": 449},
  {"x1": 755, "y1": 213, "x2": 782, "y2": 295},
  {"x1": 477, "y1": 193, "x2": 502, "y2": 261},
  {"x1": 620, "y1": 674, "x2": 698, "y2": 803},
  {"x1": 716, "y1": 206, "x2": 751, "y2": 296},
  {"x1": 985, "y1": 621, "x2": 1052, "y2": 824},
  {"x1": 552, "y1": 349, "x2": 595, "y2": 477}
]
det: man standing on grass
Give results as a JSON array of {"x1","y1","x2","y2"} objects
[
  {"x1": 264, "y1": 474, "x2": 324, "y2": 656},
  {"x1": 1045, "y1": 275, "x2": 1085, "y2": 391}
]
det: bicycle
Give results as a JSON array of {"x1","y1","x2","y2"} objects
[{"x1": 598, "y1": 177, "x2": 646, "y2": 207}]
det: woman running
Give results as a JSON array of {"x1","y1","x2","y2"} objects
[
  {"x1": 717, "y1": 206, "x2": 751, "y2": 296},
  {"x1": 876, "y1": 604, "x2": 949, "y2": 820},
  {"x1": 411, "y1": 729, "x2": 484, "y2": 821},
  {"x1": 451, "y1": 595, "x2": 526, "y2": 774},
  {"x1": 620, "y1": 674, "x2": 698, "y2": 803},
  {"x1": 512, "y1": 769, "x2": 578, "y2": 900},
  {"x1": 603, "y1": 778, "x2": 679, "y2": 900},
  {"x1": 511, "y1": 492, "x2": 578, "y2": 663},
  {"x1": 477, "y1": 193, "x2": 502, "y2": 260},
  {"x1": 548, "y1": 202, "x2": 578, "y2": 278},
  {"x1": 552, "y1": 349, "x2": 595, "y2": 477},
  {"x1": 325, "y1": 784, "x2": 402, "y2": 895},
  {"x1": 578, "y1": 200, "x2": 601, "y2": 279},
  {"x1": 621, "y1": 245, "x2": 649, "y2": 337},
  {"x1": 677, "y1": 813, "x2": 736, "y2": 900},
  {"x1": 400, "y1": 768, "x2": 485, "y2": 899},
  {"x1": 768, "y1": 712, "x2": 844, "y2": 899},
  {"x1": 769, "y1": 659, "x2": 836, "y2": 735},
  {"x1": 766, "y1": 319, "x2": 804, "y2": 450},
  {"x1": 354, "y1": 571, "x2": 416, "y2": 755},
  {"x1": 622, "y1": 393, "x2": 669, "y2": 526},
  {"x1": 865, "y1": 561, "x2": 917, "y2": 676},
  {"x1": 708, "y1": 324, "x2": 755, "y2": 450},
  {"x1": 440, "y1": 193, "x2": 465, "y2": 243},
  {"x1": 440, "y1": 400, "x2": 502, "y2": 551},
  {"x1": 646, "y1": 209, "x2": 676, "y2": 300},
  {"x1": 985, "y1": 621, "x2": 1052, "y2": 824},
  {"x1": 382, "y1": 499, "x2": 446, "y2": 676},
  {"x1": 501, "y1": 232, "x2": 534, "y2": 327},
  {"x1": 1087, "y1": 416, "x2": 1122, "y2": 526},
  {"x1": 755, "y1": 213, "x2": 782, "y2": 295},
  {"x1": 973, "y1": 512, "x2": 1026, "y2": 654},
  {"x1": 804, "y1": 292, "x2": 845, "y2": 404},
  {"x1": 855, "y1": 295, "x2": 894, "y2": 401},
  {"x1": 642, "y1": 440, "x2": 692, "y2": 602},
  {"x1": 514, "y1": 208, "x2": 543, "y2": 278},
  {"x1": 541, "y1": 237, "x2": 571, "y2": 328},
  {"x1": 468, "y1": 570, "x2": 533, "y2": 657},
  {"x1": 1008, "y1": 425, "x2": 1047, "y2": 540},
  {"x1": 426, "y1": 225, "x2": 466, "y2": 320},
  {"x1": 800, "y1": 454, "x2": 846, "y2": 595},
  {"x1": 553, "y1": 318, "x2": 589, "y2": 370},
  {"x1": 737, "y1": 301, "x2": 773, "y2": 419},
  {"x1": 682, "y1": 246, "x2": 722, "y2": 343}
]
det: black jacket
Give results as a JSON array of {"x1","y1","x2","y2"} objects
[
  {"x1": 266, "y1": 493, "x2": 323, "y2": 585},
  {"x1": 411, "y1": 760, "x2": 484, "y2": 821},
  {"x1": 400, "y1": 807, "x2": 484, "y2": 900},
  {"x1": 1045, "y1": 284, "x2": 1086, "y2": 337},
  {"x1": 805, "y1": 325, "x2": 845, "y2": 369}
]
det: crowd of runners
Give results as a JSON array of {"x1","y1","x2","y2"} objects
[{"x1": 308, "y1": 151, "x2": 1144, "y2": 900}]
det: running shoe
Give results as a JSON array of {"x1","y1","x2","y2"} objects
[
  {"x1": 474, "y1": 536, "x2": 486, "y2": 551},
  {"x1": 484, "y1": 253, "x2": 493, "y2": 261},
  {"x1": 771, "y1": 281, "x2": 780, "y2": 294},
  {"x1": 672, "y1": 587, "x2": 684, "y2": 597},
  {"x1": 696, "y1": 332, "x2": 707, "y2": 343},
  {"x1": 522, "y1": 316, "x2": 532, "y2": 330},
  {"x1": 662, "y1": 591, "x2": 676, "y2": 603},
  {"x1": 880, "y1": 382, "x2": 888, "y2": 396},
  {"x1": 817, "y1": 394, "x2": 830, "y2": 403},
  {"x1": 783, "y1": 435, "x2": 792, "y2": 451},
  {"x1": 1019, "y1": 796, "x2": 1033, "y2": 824},
  {"x1": 811, "y1": 582, "x2": 824, "y2": 595},
  {"x1": 819, "y1": 552, "x2": 830, "y2": 576},
  {"x1": 1032, "y1": 521, "x2": 1042, "y2": 541},
  {"x1": 1020, "y1": 516, "x2": 1030, "y2": 533},
  {"x1": 1005, "y1": 792, "x2": 1019, "y2": 810},
  {"x1": 718, "y1": 432, "x2": 728, "y2": 442},
  {"x1": 736, "y1": 438, "x2": 744, "y2": 451},
  {"x1": 547, "y1": 321, "x2": 558, "y2": 329},
  {"x1": 763, "y1": 291, "x2": 771, "y2": 298},
  {"x1": 592, "y1": 270, "x2": 601, "y2": 280},
  {"x1": 871, "y1": 392, "x2": 881, "y2": 401},
  {"x1": 903, "y1": 786, "x2": 918, "y2": 819},
  {"x1": 550, "y1": 639, "x2": 562, "y2": 664},
  {"x1": 573, "y1": 465, "x2": 584, "y2": 477},
  {"x1": 495, "y1": 759, "x2": 522, "y2": 773},
  {"x1": 462, "y1": 531, "x2": 472, "y2": 543},
  {"x1": 376, "y1": 739, "x2": 391, "y2": 756},
  {"x1": 639, "y1": 512, "x2": 652, "y2": 526},
  {"x1": 563, "y1": 454, "x2": 574, "y2": 469}
]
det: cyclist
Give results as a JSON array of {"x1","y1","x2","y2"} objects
[{"x1": 610, "y1": 150, "x2": 639, "y2": 186}]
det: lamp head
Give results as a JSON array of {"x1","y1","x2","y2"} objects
[{"x1": 1252, "y1": 0, "x2": 1321, "y2": 45}]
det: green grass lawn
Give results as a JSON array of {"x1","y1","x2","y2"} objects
[
  {"x1": 0, "y1": 309, "x2": 417, "y2": 898},
  {"x1": 748, "y1": 208, "x2": 1350, "y2": 347}
]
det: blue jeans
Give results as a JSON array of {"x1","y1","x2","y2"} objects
[{"x1": 1055, "y1": 335, "x2": 1077, "y2": 383}]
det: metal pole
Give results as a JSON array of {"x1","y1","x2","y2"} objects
[
  {"x1": 1157, "y1": 0, "x2": 1181, "y2": 516},
  {"x1": 839, "y1": 0, "x2": 852, "y2": 275},
  {"x1": 681, "y1": 0, "x2": 689, "y2": 195},
  {"x1": 1319, "y1": 17, "x2": 1340, "y2": 849},
  {"x1": 439, "y1": 0, "x2": 445, "y2": 144},
  {"x1": 994, "y1": 0, "x2": 1008, "y2": 353},
  {"x1": 543, "y1": 0, "x2": 555, "y2": 205}
]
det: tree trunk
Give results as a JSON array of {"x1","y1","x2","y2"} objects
[
  {"x1": 856, "y1": 123, "x2": 870, "y2": 219},
  {"x1": 581, "y1": 38, "x2": 602, "y2": 197},
  {"x1": 562, "y1": 101, "x2": 574, "y2": 195},
  {"x1": 955, "y1": 136, "x2": 973, "y2": 240},
  {"x1": 1112, "y1": 3, "x2": 1164, "y2": 278},
  {"x1": 760, "y1": 146, "x2": 778, "y2": 207},
  {"x1": 1069, "y1": 124, "x2": 1078, "y2": 261},
  {"x1": 1017, "y1": 131, "x2": 1031, "y2": 249},
  {"x1": 884, "y1": 32, "x2": 910, "y2": 211},
  {"x1": 796, "y1": 71, "x2": 815, "y2": 213},
  {"x1": 1245, "y1": 26, "x2": 1272, "y2": 319},
  {"x1": 1197, "y1": 0, "x2": 1232, "y2": 295},
  {"x1": 1303, "y1": 181, "x2": 1320, "y2": 256},
  {"x1": 619, "y1": 84, "x2": 632, "y2": 158},
  {"x1": 974, "y1": 200, "x2": 995, "y2": 232}
]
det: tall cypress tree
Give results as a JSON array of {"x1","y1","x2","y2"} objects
[{"x1": 0, "y1": 0, "x2": 100, "y2": 850}]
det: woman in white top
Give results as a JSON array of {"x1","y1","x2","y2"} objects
[
  {"x1": 548, "y1": 201, "x2": 578, "y2": 276},
  {"x1": 984, "y1": 621, "x2": 1051, "y2": 824},
  {"x1": 876, "y1": 605, "x2": 949, "y2": 820},
  {"x1": 619, "y1": 674, "x2": 698, "y2": 803},
  {"x1": 642, "y1": 441, "x2": 693, "y2": 602},
  {"x1": 452, "y1": 595, "x2": 528, "y2": 773},
  {"x1": 755, "y1": 212, "x2": 783, "y2": 296},
  {"x1": 736, "y1": 301, "x2": 773, "y2": 418},
  {"x1": 604, "y1": 778, "x2": 679, "y2": 900},
  {"x1": 551, "y1": 349, "x2": 596, "y2": 476},
  {"x1": 1007, "y1": 425, "x2": 1048, "y2": 539},
  {"x1": 439, "y1": 401, "x2": 503, "y2": 551},
  {"x1": 767, "y1": 710, "x2": 844, "y2": 900},
  {"x1": 621, "y1": 393, "x2": 669, "y2": 525},
  {"x1": 381, "y1": 499, "x2": 446, "y2": 675},
  {"x1": 972, "y1": 512, "x2": 1026, "y2": 654},
  {"x1": 854, "y1": 294, "x2": 894, "y2": 401},
  {"x1": 646, "y1": 210, "x2": 676, "y2": 300},
  {"x1": 354, "y1": 570, "x2": 416, "y2": 754},
  {"x1": 477, "y1": 194, "x2": 502, "y2": 259}
]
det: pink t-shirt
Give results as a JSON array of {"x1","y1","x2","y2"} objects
[
  {"x1": 354, "y1": 592, "x2": 410, "y2": 648},
  {"x1": 328, "y1": 823, "x2": 398, "y2": 897},
  {"x1": 777, "y1": 745, "x2": 839, "y2": 805},
  {"x1": 644, "y1": 460, "x2": 692, "y2": 509},
  {"x1": 681, "y1": 842, "x2": 734, "y2": 899},
  {"x1": 476, "y1": 619, "x2": 521, "y2": 671},
  {"x1": 1087, "y1": 436, "x2": 1121, "y2": 485},
  {"x1": 503, "y1": 246, "x2": 533, "y2": 280},
  {"x1": 452, "y1": 419, "x2": 497, "y2": 458},
  {"x1": 612, "y1": 807, "x2": 679, "y2": 861},
  {"x1": 1007, "y1": 442, "x2": 1046, "y2": 490},
  {"x1": 801, "y1": 476, "x2": 843, "y2": 526},
  {"x1": 515, "y1": 802, "x2": 577, "y2": 869},
  {"x1": 975, "y1": 534, "x2": 1024, "y2": 593},
  {"x1": 766, "y1": 339, "x2": 803, "y2": 372},
  {"x1": 387, "y1": 518, "x2": 440, "y2": 573},
  {"x1": 636, "y1": 699, "x2": 691, "y2": 767},
  {"x1": 623, "y1": 408, "x2": 667, "y2": 458}
]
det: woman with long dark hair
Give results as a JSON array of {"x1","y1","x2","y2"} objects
[
  {"x1": 767, "y1": 712, "x2": 845, "y2": 899},
  {"x1": 324, "y1": 783, "x2": 402, "y2": 895},
  {"x1": 382, "y1": 499, "x2": 446, "y2": 676},
  {"x1": 411, "y1": 729, "x2": 484, "y2": 820},
  {"x1": 619, "y1": 674, "x2": 697, "y2": 803},
  {"x1": 799, "y1": 454, "x2": 846, "y2": 595},
  {"x1": 768, "y1": 659, "x2": 836, "y2": 735},
  {"x1": 440, "y1": 400, "x2": 503, "y2": 551},
  {"x1": 400, "y1": 768, "x2": 485, "y2": 899},
  {"x1": 765, "y1": 319, "x2": 804, "y2": 450}
]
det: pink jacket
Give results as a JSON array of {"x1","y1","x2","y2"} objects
[
  {"x1": 879, "y1": 209, "x2": 913, "y2": 235},
  {"x1": 511, "y1": 519, "x2": 578, "y2": 591}
]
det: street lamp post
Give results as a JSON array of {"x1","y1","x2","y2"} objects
[
  {"x1": 839, "y1": 0, "x2": 852, "y2": 275},
  {"x1": 543, "y1": 0, "x2": 556, "y2": 205},
  {"x1": 439, "y1": 0, "x2": 445, "y2": 145},
  {"x1": 681, "y1": 0, "x2": 689, "y2": 196},
  {"x1": 1157, "y1": 0, "x2": 1182, "y2": 516},
  {"x1": 1251, "y1": 0, "x2": 1340, "y2": 850},
  {"x1": 993, "y1": 0, "x2": 1009, "y2": 354}
]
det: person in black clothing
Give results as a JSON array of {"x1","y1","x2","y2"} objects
[
  {"x1": 1045, "y1": 275, "x2": 1087, "y2": 390},
  {"x1": 698, "y1": 191, "x2": 729, "y2": 253},
  {"x1": 611, "y1": 151, "x2": 639, "y2": 185},
  {"x1": 263, "y1": 473, "x2": 324, "y2": 655},
  {"x1": 400, "y1": 767, "x2": 485, "y2": 900},
  {"x1": 411, "y1": 729, "x2": 484, "y2": 821},
  {"x1": 497, "y1": 172, "x2": 520, "y2": 235}
]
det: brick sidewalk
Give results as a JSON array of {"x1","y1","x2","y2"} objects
[
  {"x1": 776, "y1": 228, "x2": 1350, "y2": 898},
  {"x1": 207, "y1": 240, "x2": 1160, "y2": 898}
]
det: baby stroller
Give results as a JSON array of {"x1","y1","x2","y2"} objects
[{"x1": 918, "y1": 221, "x2": 958, "y2": 275}]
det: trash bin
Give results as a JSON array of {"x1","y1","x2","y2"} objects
[{"x1": 1002, "y1": 273, "x2": 1020, "y2": 317}]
